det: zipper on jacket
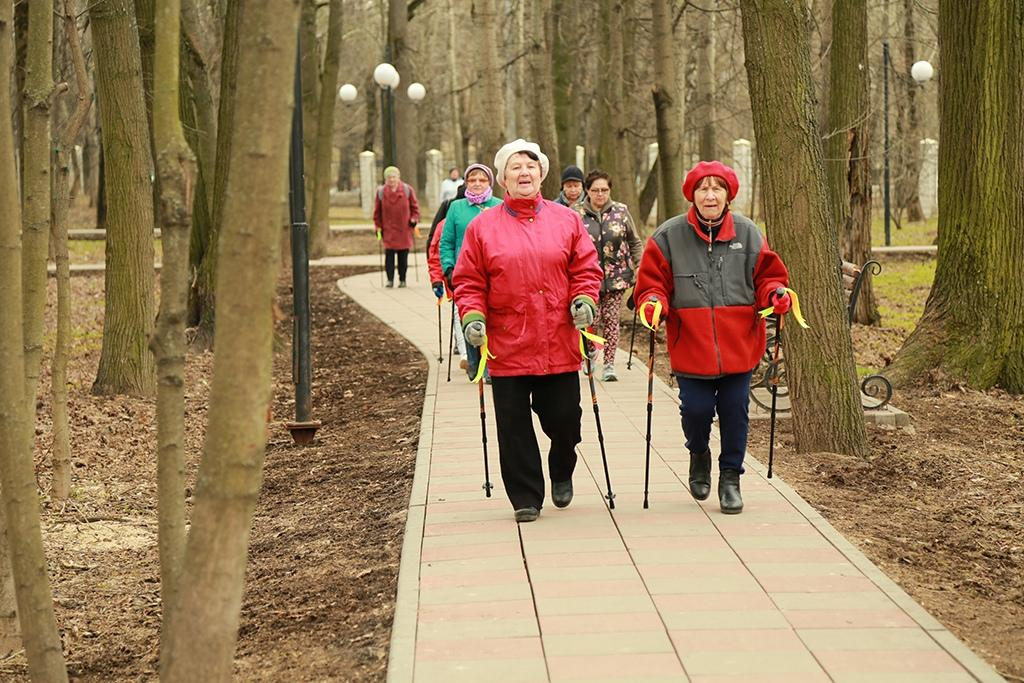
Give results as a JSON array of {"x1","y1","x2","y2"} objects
[{"x1": 708, "y1": 249, "x2": 723, "y2": 375}]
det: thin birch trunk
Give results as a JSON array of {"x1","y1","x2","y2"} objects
[{"x1": 310, "y1": 0, "x2": 344, "y2": 259}]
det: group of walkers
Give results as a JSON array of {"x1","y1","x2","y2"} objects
[{"x1": 374, "y1": 141, "x2": 792, "y2": 524}]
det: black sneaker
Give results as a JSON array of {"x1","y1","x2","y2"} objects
[
  {"x1": 552, "y1": 480, "x2": 573, "y2": 508},
  {"x1": 514, "y1": 507, "x2": 540, "y2": 523},
  {"x1": 398, "y1": 281, "x2": 407, "y2": 288},
  {"x1": 718, "y1": 469, "x2": 743, "y2": 514}
]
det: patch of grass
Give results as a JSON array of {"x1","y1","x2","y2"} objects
[
  {"x1": 874, "y1": 256, "x2": 936, "y2": 333},
  {"x1": 329, "y1": 206, "x2": 373, "y2": 225},
  {"x1": 871, "y1": 215, "x2": 937, "y2": 247},
  {"x1": 68, "y1": 239, "x2": 162, "y2": 265}
]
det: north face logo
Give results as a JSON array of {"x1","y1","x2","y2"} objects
[{"x1": 729, "y1": 242, "x2": 743, "y2": 250}]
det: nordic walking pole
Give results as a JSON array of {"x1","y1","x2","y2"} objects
[
  {"x1": 447, "y1": 297, "x2": 455, "y2": 382},
  {"x1": 643, "y1": 326, "x2": 655, "y2": 509},
  {"x1": 583, "y1": 337, "x2": 615, "y2": 509},
  {"x1": 377, "y1": 231, "x2": 384, "y2": 287},
  {"x1": 436, "y1": 297, "x2": 443, "y2": 362},
  {"x1": 767, "y1": 301, "x2": 785, "y2": 479},
  {"x1": 627, "y1": 306, "x2": 638, "y2": 370},
  {"x1": 478, "y1": 373, "x2": 493, "y2": 497}
]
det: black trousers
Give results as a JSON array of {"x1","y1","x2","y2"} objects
[
  {"x1": 384, "y1": 249, "x2": 409, "y2": 283},
  {"x1": 490, "y1": 372, "x2": 582, "y2": 510}
]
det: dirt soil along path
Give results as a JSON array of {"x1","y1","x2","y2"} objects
[{"x1": 339, "y1": 267, "x2": 1005, "y2": 683}]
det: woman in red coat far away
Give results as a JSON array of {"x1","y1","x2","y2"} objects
[
  {"x1": 372, "y1": 165, "x2": 420, "y2": 288},
  {"x1": 633, "y1": 161, "x2": 791, "y2": 514},
  {"x1": 452, "y1": 139, "x2": 602, "y2": 523}
]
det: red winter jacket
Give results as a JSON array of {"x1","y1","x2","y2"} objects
[
  {"x1": 427, "y1": 218, "x2": 451, "y2": 297},
  {"x1": 453, "y1": 195, "x2": 602, "y2": 377},
  {"x1": 373, "y1": 182, "x2": 420, "y2": 250},
  {"x1": 633, "y1": 207, "x2": 789, "y2": 378}
]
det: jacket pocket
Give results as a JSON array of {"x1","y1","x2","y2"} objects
[
  {"x1": 672, "y1": 272, "x2": 708, "y2": 309},
  {"x1": 720, "y1": 253, "x2": 754, "y2": 306}
]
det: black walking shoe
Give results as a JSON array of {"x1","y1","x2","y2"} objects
[
  {"x1": 688, "y1": 449, "x2": 712, "y2": 501},
  {"x1": 514, "y1": 507, "x2": 540, "y2": 523},
  {"x1": 718, "y1": 469, "x2": 743, "y2": 514},
  {"x1": 398, "y1": 281, "x2": 407, "y2": 288},
  {"x1": 552, "y1": 480, "x2": 573, "y2": 508}
]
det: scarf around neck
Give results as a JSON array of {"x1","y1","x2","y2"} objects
[{"x1": 465, "y1": 186, "x2": 493, "y2": 205}]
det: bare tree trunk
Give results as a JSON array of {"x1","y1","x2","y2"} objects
[
  {"x1": 50, "y1": 0, "x2": 93, "y2": 502},
  {"x1": 888, "y1": 0, "x2": 1024, "y2": 392},
  {"x1": 651, "y1": 0, "x2": 685, "y2": 221},
  {"x1": 190, "y1": 0, "x2": 241, "y2": 350},
  {"x1": 446, "y1": 0, "x2": 464, "y2": 170},
  {"x1": 894, "y1": 0, "x2": 924, "y2": 222},
  {"x1": 151, "y1": 0, "x2": 196, "y2": 661},
  {"x1": 0, "y1": 504, "x2": 17, "y2": 656},
  {"x1": 689, "y1": 4, "x2": 716, "y2": 161},
  {"x1": 825, "y1": 0, "x2": 879, "y2": 325},
  {"x1": 389, "y1": 0, "x2": 418, "y2": 190},
  {"x1": 299, "y1": 0, "x2": 319, "y2": 206},
  {"x1": 529, "y1": 0, "x2": 560, "y2": 198},
  {"x1": 474, "y1": 0, "x2": 506, "y2": 172},
  {"x1": 90, "y1": 0, "x2": 157, "y2": 397},
  {"x1": 159, "y1": 2, "x2": 300, "y2": 679},
  {"x1": 0, "y1": 5, "x2": 69, "y2": 678},
  {"x1": 310, "y1": 0, "x2": 344, "y2": 259},
  {"x1": 740, "y1": 0, "x2": 869, "y2": 457},
  {"x1": 22, "y1": 0, "x2": 54, "y2": 436}
]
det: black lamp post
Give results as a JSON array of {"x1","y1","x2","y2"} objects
[
  {"x1": 286, "y1": 39, "x2": 320, "y2": 445},
  {"x1": 883, "y1": 41, "x2": 892, "y2": 247}
]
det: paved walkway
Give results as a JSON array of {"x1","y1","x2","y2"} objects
[{"x1": 350, "y1": 260, "x2": 998, "y2": 683}]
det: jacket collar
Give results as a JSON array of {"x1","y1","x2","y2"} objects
[
  {"x1": 504, "y1": 193, "x2": 544, "y2": 219},
  {"x1": 687, "y1": 206, "x2": 736, "y2": 243}
]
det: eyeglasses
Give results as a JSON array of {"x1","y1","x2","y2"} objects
[{"x1": 589, "y1": 188, "x2": 610, "y2": 194}]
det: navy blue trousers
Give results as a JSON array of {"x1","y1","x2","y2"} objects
[{"x1": 675, "y1": 371, "x2": 752, "y2": 473}]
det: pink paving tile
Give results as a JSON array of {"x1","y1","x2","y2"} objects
[
  {"x1": 424, "y1": 498, "x2": 511, "y2": 512},
  {"x1": 416, "y1": 636, "x2": 544, "y2": 661},
  {"x1": 637, "y1": 563, "x2": 751, "y2": 579},
  {"x1": 419, "y1": 569, "x2": 528, "y2": 590},
  {"x1": 756, "y1": 574, "x2": 877, "y2": 593},
  {"x1": 654, "y1": 592, "x2": 775, "y2": 612},
  {"x1": 546, "y1": 653, "x2": 686, "y2": 680},
  {"x1": 716, "y1": 523, "x2": 820, "y2": 537},
  {"x1": 423, "y1": 519, "x2": 513, "y2": 536},
  {"x1": 525, "y1": 550, "x2": 635, "y2": 569},
  {"x1": 669, "y1": 628, "x2": 806, "y2": 654},
  {"x1": 735, "y1": 547, "x2": 849, "y2": 563},
  {"x1": 539, "y1": 612, "x2": 666, "y2": 635},
  {"x1": 530, "y1": 578, "x2": 648, "y2": 599},
  {"x1": 626, "y1": 536, "x2": 732, "y2": 551},
  {"x1": 782, "y1": 609, "x2": 918, "y2": 629},
  {"x1": 420, "y1": 541, "x2": 522, "y2": 563},
  {"x1": 690, "y1": 674, "x2": 831, "y2": 683},
  {"x1": 815, "y1": 649, "x2": 968, "y2": 674},
  {"x1": 418, "y1": 598, "x2": 535, "y2": 621}
]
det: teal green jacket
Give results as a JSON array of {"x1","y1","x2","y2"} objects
[{"x1": 439, "y1": 197, "x2": 502, "y2": 274}]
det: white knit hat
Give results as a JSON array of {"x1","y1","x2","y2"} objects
[{"x1": 493, "y1": 139, "x2": 550, "y2": 185}]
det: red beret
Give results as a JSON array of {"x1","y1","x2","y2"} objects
[{"x1": 681, "y1": 161, "x2": 740, "y2": 202}]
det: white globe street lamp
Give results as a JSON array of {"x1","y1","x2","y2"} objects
[
  {"x1": 911, "y1": 60, "x2": 934, "y2": 84},
  {"x1": 407, "y1": 82, "x2": 426, "y2": 103},
  {"x1": 373, "y1": 62, "x2": 399, "y2": 90},
  {"x1": 338, "y1": 83, "x2": 358, "y2": 102}
]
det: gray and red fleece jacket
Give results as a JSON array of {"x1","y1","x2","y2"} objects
[{"x1": 633, "y1": 207, "x2": 789, "y2": 378}]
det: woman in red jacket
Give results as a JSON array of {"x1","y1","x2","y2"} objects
[
  {"x1": 453, "y1": 140, "x2": 602, "y2": 523},
  {"x1": 372, "y1": 166, "x2": 420, "y2": 288},
  {"x1": 633, "y1": 161, "x2": 791, "y2": 514}
]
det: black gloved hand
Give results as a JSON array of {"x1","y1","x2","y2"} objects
[{"x1": 444, "y1": 267, "x2": 454, "y2": 291}]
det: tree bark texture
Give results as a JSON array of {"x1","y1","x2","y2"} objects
[
  {"x1": 0, "y1": 5, "x2": 69, "y2": 678},
  {"x1": 299, "y1": 0, "x2": 319, "y2": 208},
  {"x1": 825, "y1": 0, "x2": 878, "y2": 325},
  {"x1": 21, "y1": 0, "x2": 54, "y2": 434},
  {"x1": 389, "y1": 0, "x2": 418, "y2": 190},
  {"x1": 596, "y1": 0, "x2": 625, "y2": 192},
  {"x1": 152, "y1": 0, "x2": 196, "y2": 661},
  {"x1": 528, "y1": 0, "x2": 560, "y2": 199},
  {"x1": 310, "y1": 0, "x2": 344, "y2": 259},
  {"x1": 651, "y1": 0, "x2": 685, "y2": 221},
  {"x1": 190, "y1": 0, "x2": 241, "y2": 349},
  {"x1": 473, "y1": 0, "x2": 506, "y2": 174},
  {"x1": 893, "y1": 0, "x2": 924, "y2": 222},
  {"x1": 740, "y1": 0, "x2": 869, "y2": 457},
  {"x1": 50, "y1": 0, "x2": 93, "y2": 501},
  {"x1": 446, "y1": 0, "x2": 465, "y2": 171},
  {"x1": 889, "y1": 0, "x2": 1024, "y2": 392},
  {"x1": 90, "y1": 0, "x2": 157, "y2": 397},
  {"x1": 159, "y1": 2, "x2": 300, "y2": 679}
]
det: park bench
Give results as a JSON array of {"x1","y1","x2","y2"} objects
[{"x1": 748, "y1": 259, "x2": 894, "y2": 413}]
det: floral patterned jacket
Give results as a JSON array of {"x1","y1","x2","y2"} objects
[{"x1": 576, "y1": 199, "x2": 644, "y2": 294}]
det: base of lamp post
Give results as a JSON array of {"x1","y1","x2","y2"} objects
[{"x1": 286, "y1": 420, "x2": 322, "y2": 445}]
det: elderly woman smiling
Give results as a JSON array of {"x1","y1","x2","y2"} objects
[{"x1": 452, "y1": 139, "x2": 602, "y2": 523}]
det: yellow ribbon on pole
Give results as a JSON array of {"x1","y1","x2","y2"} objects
[
  {"x1": 759, "y1": 287, "x2": 809, "y2": 328},
  {"x1": 472, "y1": 337, "x2": 497, "y2": 383},
  {"x1": 578, "y1": 329, "x2": 607, "y2": 360},
  {"x1": 639, "y1": 300, "x2": 663, "y2": 332}
]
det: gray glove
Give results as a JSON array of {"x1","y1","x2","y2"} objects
[
  {"x1": 464, "y1": 320, "x2": 486, "y2": 347},
  {"x1": 571, "y1": 299, "x2": 595, "y2": 329}
]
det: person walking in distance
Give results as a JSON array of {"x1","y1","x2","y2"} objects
[
  {"x1": 633, "y1": 161, "x2": 790, "y2": 514},
  {"x1": 439, "y1": 163, "x2": 502, "y2": 380},
  {"x1": 439, "y1": 166, "x2": 464, "y2": 203},
  {"x1": 576, "y1": 169, "x2": 643, "y2": 382},
  {"x1": 453, "y1": 140, "x2": 602, "y2": 523},
  {"x1": 373, "y1": 165, "x2": 420, "y2": 288},
  {"x1": 555, "y1": 164, "x2": 585, "y2": 207}
]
